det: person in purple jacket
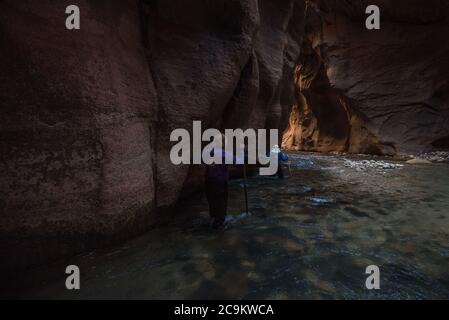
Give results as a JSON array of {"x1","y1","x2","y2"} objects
[{"x1": 205, "y1": 135, "x2": 243, "y2": 230}]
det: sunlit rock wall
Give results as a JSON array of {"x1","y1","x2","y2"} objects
[{"x1": 283, "y1": 0, "x2": 449, "y2": 155}]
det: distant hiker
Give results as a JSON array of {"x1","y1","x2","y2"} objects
[
  {"x1": 271, "y1": 145, "x2": 288, "y2": 179},
  {"x1": 205, "y1": 134, "x2": 243, "y2": 229}
]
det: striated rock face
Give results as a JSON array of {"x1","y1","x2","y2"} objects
[
  {"x1": 282, "y1": 33, "x2": 383, "y2": 155},
  {"x1": 283, "y1": 0, "x2": 449, "y2": 155},
  {"x1": 0, "y1": 0, "x2": 306, "y2": 272}
]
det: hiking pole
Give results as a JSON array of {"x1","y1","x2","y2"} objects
[{"x1": 243, "y1": 163, "x2": 249, "y2": 216}]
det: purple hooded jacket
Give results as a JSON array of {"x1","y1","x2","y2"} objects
[{"x1": 205, "y1": 148, "x2": 243, "y2": 182}]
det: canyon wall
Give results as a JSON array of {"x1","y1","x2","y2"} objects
[
  {"x1": 2, "y1": 0, "x2": 449, "y2": 274},
  {"x1": 283, "y1": 0, "x2": 449, "y2": 155},
  {"x1": 0, "y1": 0, "x2": 306, "y2": 273}
]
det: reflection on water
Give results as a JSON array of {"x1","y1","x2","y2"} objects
[{"x1": 16, "y1": 153, "x2": 449, "y2": 299}]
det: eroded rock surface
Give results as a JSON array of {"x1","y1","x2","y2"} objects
[
  {"x1": 0, "y1": 0, "x2": 306, "y2": 272},
  {"x1": 283, "y1": 0, "x2": 449, "y2": 155}
]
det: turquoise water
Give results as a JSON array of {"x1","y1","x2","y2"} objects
[{"x1": 13, "y1": 153, "x2": 449, "y2": 299}]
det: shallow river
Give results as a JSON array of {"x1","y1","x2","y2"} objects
[{"x1": 14, "y1": 153, "x2": 449, "y2": 299}]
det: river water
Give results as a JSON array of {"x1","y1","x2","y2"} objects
[{"x1": 15, "y1": 153, "x2": 449, "y2": 299}]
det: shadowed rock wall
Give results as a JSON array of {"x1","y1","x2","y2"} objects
[{"x1": 0, "y1": 0, "x2": 307, "y2": 272}]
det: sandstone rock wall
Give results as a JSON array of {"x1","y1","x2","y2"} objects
[
  {"x1": 283, "y1": 0, "x2": 449, "y2": 154},
  {"x1": 0, "y1": 0, "x2": 307, "y2": 272}
]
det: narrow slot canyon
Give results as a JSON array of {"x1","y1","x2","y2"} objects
[
  {"x1": 282, "y1": 43, "x2": 384, "y2": 155},
  {"x1": 1, "y1": 0, "x2": 449, "y2": 300}
]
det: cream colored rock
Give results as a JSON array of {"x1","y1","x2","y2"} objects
[{"x1": 406, "y1": 158, "x2": 432, "y2": 164}]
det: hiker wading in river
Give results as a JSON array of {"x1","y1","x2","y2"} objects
[
  {"x1": 205, "y1": 134, "x2": 243, "y2": 230},
  {"x1": 271, "y1": 144, "x2": 289, "y2": 179}
]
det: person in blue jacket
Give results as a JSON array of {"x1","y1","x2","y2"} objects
[{"x1": 270, "y1": 145, "x2": 288, "y2": 179}]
